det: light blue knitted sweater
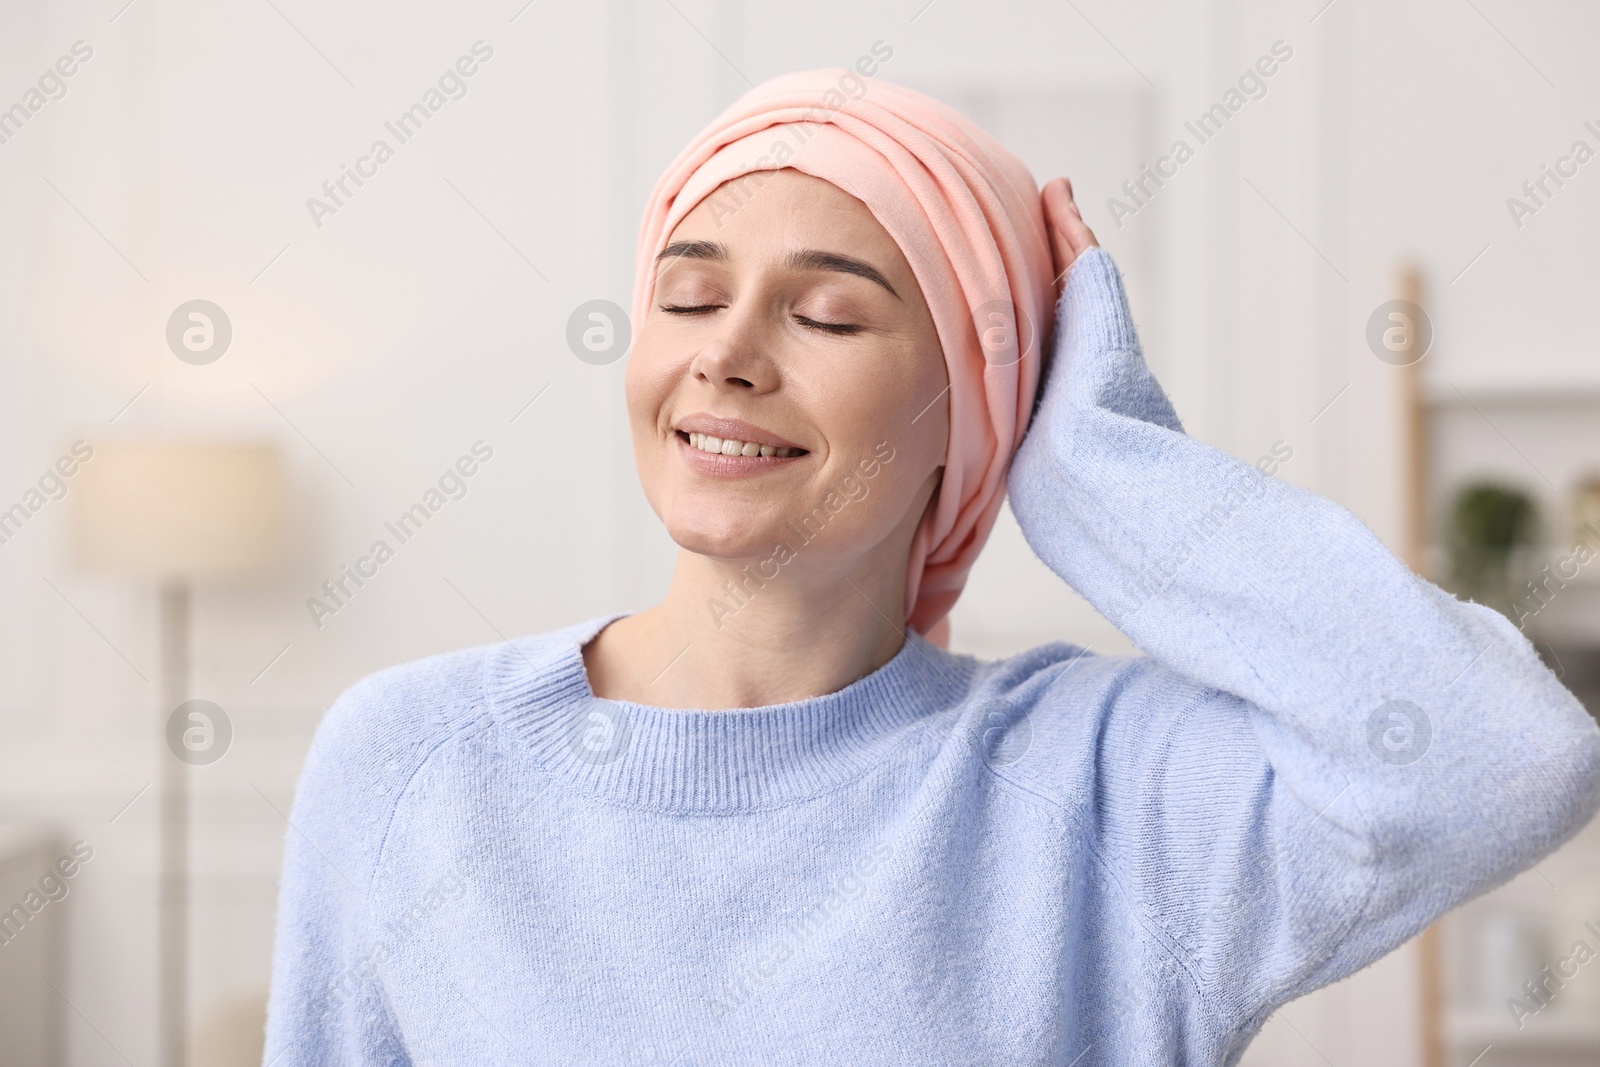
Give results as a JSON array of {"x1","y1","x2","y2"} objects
[{"x1": 263, "y1": 247, "x2": 1600, "y2": 1066}]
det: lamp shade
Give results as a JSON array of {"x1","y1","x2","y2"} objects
[{"x1": 72, "y1": 440, "x2": 283, "y2": 582}]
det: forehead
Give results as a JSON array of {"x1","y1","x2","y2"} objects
[{"x1": 668, "y1": 168, "x2": 907, "y2": 266}]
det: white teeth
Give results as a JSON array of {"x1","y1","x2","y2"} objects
[{"x1": 684, "y1": 432, "x2": 800, "y2": 458}]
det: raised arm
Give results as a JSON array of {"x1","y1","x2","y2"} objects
[{"x1": 1007, "y1": 180, "x2": 1600, "y2": 1042}]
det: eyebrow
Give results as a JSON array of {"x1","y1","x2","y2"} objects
[{"x1": 654, "y1": 240, "x2": 901, "y2": 301}]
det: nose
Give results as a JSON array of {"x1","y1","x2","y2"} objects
[{"x1": 687, "y1": 306, "x2": 778, "y2": 392}]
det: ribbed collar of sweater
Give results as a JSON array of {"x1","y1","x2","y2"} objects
[{"x1": 481, "y1": 612, "x2": 967, "y2": 814}]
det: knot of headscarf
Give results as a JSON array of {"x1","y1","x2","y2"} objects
[{"x1": 631, "y1": 67, "x2": 1055, "y2": 647}]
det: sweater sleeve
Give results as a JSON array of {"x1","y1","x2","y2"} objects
[
  {"x1": 262, "y1": 675, "x2": 415, "y2": 1066},
  {"x1": 1004, "y1": 246, "x2": 1600, "y2": 1045}
]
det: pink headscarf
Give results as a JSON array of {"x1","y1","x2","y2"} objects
[{"x1": 632, "y1": 66, "x2": 1055, "y2": 646}]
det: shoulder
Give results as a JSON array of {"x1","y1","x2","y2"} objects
[
  {"x1": 960, "y1": 638, "x2": 1184, "y2": 718},
  {"x1": 310, "y1": 640, "x2": 499, "y2": 765},
  {"x1": 953, "y1": 638, "x2": 1230, "y2": 808},
  {"x1": 287, "y1": 619, "x2": 595, "y2": 874},
  {"x1": 311, "y1": 613, "x2": 605, "y2": 756}
]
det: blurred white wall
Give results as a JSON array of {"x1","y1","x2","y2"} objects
[{"x1": 2, "y1": 0, "x2": 1598, "y2": 1064}]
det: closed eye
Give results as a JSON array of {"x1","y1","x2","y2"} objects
[
  {"x1": 658, "y1": 304, "x2": 861, "y2": 336},
  {"x1": 794, "y1": 315, "x2": 862, "y2": 336}
]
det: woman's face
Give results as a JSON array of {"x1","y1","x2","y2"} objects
[{"x1": 626, "y1": 168, "x2": 950, "y2": 574}]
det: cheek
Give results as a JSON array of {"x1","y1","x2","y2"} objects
[
  {"x1": 825, "y1": 346, "x2": 948, "y2": 466},
  {"x1": 623, "y1": 334, "x2": 678, "y2": 430},
  {"x1": 808, "y1": 356, "x2": 947, "y2": 531},
  {"x1": 621, "y1": 346, "x2": 672, "y2": 499}
]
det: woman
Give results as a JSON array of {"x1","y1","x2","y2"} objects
[{"x1": 264, "y1": 68, "x2": 1600, "y2": 1065}]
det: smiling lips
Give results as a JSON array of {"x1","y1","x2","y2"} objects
[
  {"x1": 684, "y1": 432, "x2": 804, "y2": 458},
  {"x1": 673, "y1": 414, "x2": 809, "y2": 476}
]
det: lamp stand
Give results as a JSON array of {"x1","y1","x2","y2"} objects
[{"x1": 158, "y1": 580, "x2": 190, "y2": 1067}]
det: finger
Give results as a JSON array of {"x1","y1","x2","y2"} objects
[
  {"x1": 1041, "y1": 179, "x2": 1078, "y2": 284},
  {"x1": 1056, "y1": 181, "x2": 1099, "y2": 257},
  {"x1": 1045, "y1": 177, "x2": 1096, "y2": 256}
]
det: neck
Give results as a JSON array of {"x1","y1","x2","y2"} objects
[{"x1": 595, "y1": 547, "x2": 912, "y2": 709}]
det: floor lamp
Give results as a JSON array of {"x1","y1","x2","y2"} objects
[{"x1": 72, "y1": 441, "x2": 282, "y2": 1067}]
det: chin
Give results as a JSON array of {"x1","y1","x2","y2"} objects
[{"x1": 660, "y1": 501, "x2": 784, "y2": 561}]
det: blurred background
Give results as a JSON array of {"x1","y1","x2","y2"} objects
[{"x1": 2, "y1": 0, "x2": 1599, "y2": 1064}]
